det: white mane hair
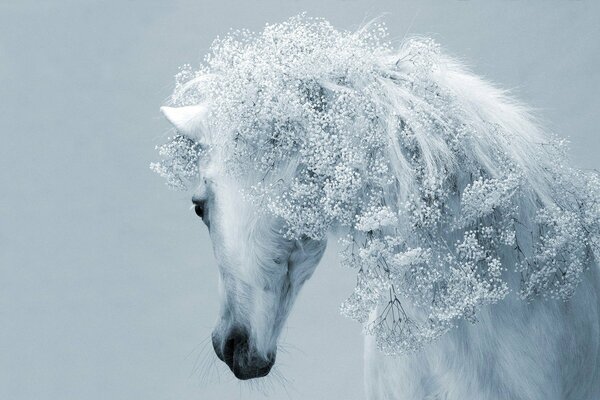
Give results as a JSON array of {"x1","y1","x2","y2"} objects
[{"x1": 153, "y1": 15, "x2": 600, "y2": 355}]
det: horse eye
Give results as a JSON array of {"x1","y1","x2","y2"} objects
[{"x1": 194, "y1": 204, "x2": 204, "y2": 218}]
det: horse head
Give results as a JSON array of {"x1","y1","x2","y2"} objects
[{"x1": 161, "y1": 105, "x2": 327, "y2": 380}]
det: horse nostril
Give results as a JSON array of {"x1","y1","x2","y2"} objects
[
  {"x1": 222, "y1": 336, "x2": 235, "y2": 365},
  {"x1": 222, "y1": 327, "x2": 249, "y2": 366}
]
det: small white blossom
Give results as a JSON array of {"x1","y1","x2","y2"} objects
[
  {"x1": 150, "y1": 135, "x2": 203, "y2": 190},
  {"x1": 356, "y1": 206, "x2": 399, "y2": 232}
]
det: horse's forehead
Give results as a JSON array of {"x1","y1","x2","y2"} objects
[{"x1": 206, "y1": 175, "x2": 247, "y2": 215}]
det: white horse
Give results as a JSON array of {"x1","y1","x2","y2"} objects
[{"x1": 154, "y1": 16, "x2": 600, "y2": 399}]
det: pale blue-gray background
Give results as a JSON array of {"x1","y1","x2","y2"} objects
[{"x1": 1, "y1": 1, "x2": 598, "y2": 399}]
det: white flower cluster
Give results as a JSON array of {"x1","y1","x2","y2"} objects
[
  {"x1": 153, "y1": 15, "x2": 600, "y2": 354},
  {"x1": 460, "y1": 172, "x2": 521, "y2": 225},
  {"x1": 520, "y1": 207, "x2": 586, "y2": 300},
  {"x1": 355, "y1": 205, "x2": 399, "y2": 232},
  {"x1": 150, "y1": 135, "x2": 203, "y2": 190}
]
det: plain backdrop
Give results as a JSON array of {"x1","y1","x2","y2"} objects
[{"x1": 1, "y1": 1, "x2": 599, "y2": 399}]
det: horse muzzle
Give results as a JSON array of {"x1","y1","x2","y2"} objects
[{"x1": 212, "y1": 326, "x2": 276, "y2": 380}]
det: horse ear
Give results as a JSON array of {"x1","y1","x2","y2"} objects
[{"x1": 160, "y1": 105, "x2": 209, "y2": 138}]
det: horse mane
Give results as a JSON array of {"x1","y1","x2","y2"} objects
[{"x1": 153, "y1": 14, "x2": 600, "y2": 354}]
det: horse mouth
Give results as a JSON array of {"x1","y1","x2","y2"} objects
[
  {"x1": 223, "y1": 347, "x2": 276, "y2": 380},
  {"x1": 230, "y1": 358, "x2": 274, "y2": 380}
]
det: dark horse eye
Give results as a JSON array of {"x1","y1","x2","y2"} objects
[{"x1": 194, "y1": 204, "x2": 204, "y2": 218}]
